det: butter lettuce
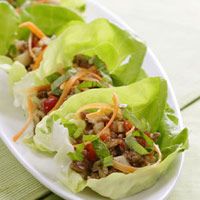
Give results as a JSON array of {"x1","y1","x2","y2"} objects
[
  {"x1": 19, "y1": 3, "x2": 83, "y2": 39},
  {"x1": 60, "y1": 0, "x2": 86, "y2": 13},
  {"x1": 0, "y1": 2, "x2": 19, "y2": 55},
  {"x1": 0, "y1": 56, "x2": 27, "y2": 85},
  {"x1": 37, "y1": 18, "x2": 146, "y2": 85},
  {"x1": 31, "y1": 77, "x2": 188, "y2": 199}
]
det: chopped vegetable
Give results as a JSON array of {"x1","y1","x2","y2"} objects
[
  {"x1": 68, "y1": 143, "x2": 84, "y2": 161},
  {"x1": 125, "y1": 133, "x2": 149, "y2": 155},
  {"x1": 123, "y1": 108, "x2": 150, "y2": 132},
  {"x1": 92, "y1": 139, "x2": 110, "y2": 160},
  {"x1": 46, "y1": 72, "x2": 61, "y2": 83},
  {"x1": 78, "y1": 80, "x2": 103, "y2": 90},
  {"x1": 90, "y1": 55, "x2": 109, "y2": 76},
  {"x1": 85, "y1": 143, "x2": 97, "y2": 161},
  {"x1": 63, "y1": 119, "x2": 85, "y2": 139},
  {"x1": 123, "y1": 120, "x2": 133, "y2": 132},
  {"x1": 103, "y1": 155, "x2": 113, "y2": 167},
  {"x1": 42, "y1": 95, "x2": 58, "y2": 114},
  {"x1": 51, "y1": 73, "x2": 70, "y2": 92},
  {"x1": 83, "y1": 135, "x2": 98, "y2": 143},
  {"x1": 132, "y1": 130, "x2": 141, "y2": 137}
]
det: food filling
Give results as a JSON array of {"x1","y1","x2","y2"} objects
[
  {"x1": 67, "y1": 94, "x2": 162, "y2": 179},
  {"x1": 8, "y1": 21, "x2": 50, "y2": 71}
]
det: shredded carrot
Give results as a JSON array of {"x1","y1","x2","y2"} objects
[
  {"x1": 31, "y1": 46, "x2": 47, "y2": 70},
  {"x1": 79, "y1": 76, "x2": 100, "y2": 82},
  {"x1": 78, "y1": 68, "x2": 102, "y2": 81},
  {"x1": 76, "y1": 103, "x2": 112, "y2": 117},
  {"x1": 28, "y1": 33, "x2": 36, "y2": 60},
  {"x1": 25, "y1": 84, "x2": 51, "y2": 94},
  {"x1": 15, "y1": 8, "x2": 21, "y2": 14},
  {"x1": 86, "y1": 108, "x2": 112, "y2": 121},
  {"x1": 19, "y1": 22, "x2": 46, "y2": 39},
  {"x1": 98, "y1": 94, "x2": 119, "y2": 136},
  {"x1": 113, "y1": 160, "x2": 136, "y2": 173},
  {"x1": 12, "y1": 97, "x2": 36, "y2": 142},
  {"x1": 89, "y1": 72, "x2": 102, "y2": 81},
  {"x1": 113, "y1": 144, "x2": 162, "y2": 173},
  {"x1": 125, "y1": 126, "x2": 136, "y2": 136},
  {"x1": 153, "y1": 144, "x2": 162, "y2": 164},
  {"x1": 49, "y1": 71, "x2": 89, "y2": 113}
]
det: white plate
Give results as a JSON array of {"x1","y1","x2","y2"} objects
[{"x1": 0, "y1": 0, "x2": 184, "y2": 200}]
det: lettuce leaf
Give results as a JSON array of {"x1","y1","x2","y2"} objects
[
  {"x1": 0, "y1": 56, "x2": 27, "y2": 85},
  {"x1": 13, "y1": 71, "x2": 44, "y2": 109},
  {"x1": 0, "y1": 2, "x2": 19, "y2": 55},
  {"x1": 0, "y1": 56, "x2": 13, "y2": 65},
  {"x1": 18, "y1": 3, "x2": 83, "y2": 39},
  {"x1": 37, "y1": 18, "x2": 146, "y2": 85},
  {"x1": 158, "y1": 106, "x2": 189, "y2": 158},
  {"x1": 8, "y1": 61, "x2": 27, "y2": 85},
  {"x1": 60, "y1": 0, "x2": 86, "y2": 13}
]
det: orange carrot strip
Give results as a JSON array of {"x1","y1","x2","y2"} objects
[
  {"x1": 76, "y1": 103, "x2": 112, "y2": 117},
  {"x1": 125, "y1": 126, "x2": 136, "y2": 136},
  {"x1": 19, "y1": 22, "x2": 46, "y2": 39},
  {"x1": 15, "y1": 8, "x2": 21, "y2": 14},
  {"x1": 25, "y1": 84, "x2": 51, "y2": 94},
  {"x1": 113, "y1": 160, "x2": 136, "y2": 173},
  {"x1": 89, "y1": 72, "x2": 102, "y2": 81},
  {"x1": 98, "y1": 93, "x2": 119, "y2": 136},
  {"x1": 49, "y1": 71, "x2": 89, "y2": 113},
  {"x1": 13, "y1": 97, "x2": 35, "y2": 142},
  {"x1": 78, "y1": 68, "x2": 102, "y2": 81},
  {"x1": 31, "y1": 46, "x2": 47, "y2": 70}
]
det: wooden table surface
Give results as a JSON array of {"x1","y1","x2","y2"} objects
[{"x1": 1, "y1": 0, "x2": 200, "y2": 199}]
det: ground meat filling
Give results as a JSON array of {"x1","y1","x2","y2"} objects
[
  {"x1": 70, "y1": 110, "x2": 161, "y2": 180},
  {"x1": 8, "y1": 34, "x2": 46, "y2": 71},
  {"x1": 73, "y1": 54, "x2": 93, "y2": 69},
  {"x1": 32, "y1": 54, "x2": 106, "y2": 130}
]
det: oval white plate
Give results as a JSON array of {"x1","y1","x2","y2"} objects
[{"x1": 0, "y1": 0, "x2": 184, "y2": 200}]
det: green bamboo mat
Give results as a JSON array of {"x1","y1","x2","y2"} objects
[{"x1": 0, "y1": 140, "x2": 49, "y2": 200}]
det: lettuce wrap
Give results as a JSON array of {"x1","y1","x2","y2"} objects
[
  {"x1": 37, "y1": 18, "x2": 146, "y2": 86},
  {"x1": 0, "y1": 1, "x2": 84, "y2": 56},
  {"x1": 31, "y1": 77, "x2": 188, "y2": 199},
  {"x1": 10, "y1": 18, "x2": 146, "y2": 110}
]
